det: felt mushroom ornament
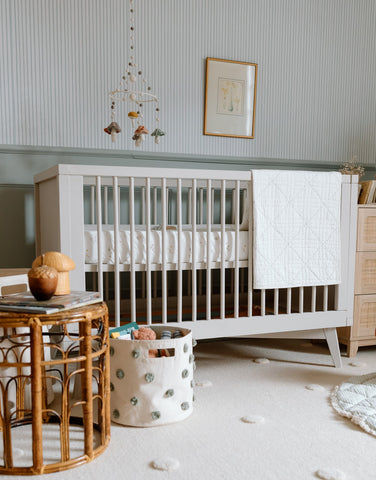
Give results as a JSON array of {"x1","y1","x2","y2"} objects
[
  {"x1": 128, "y1": 111, "x2": 138, "y2": 129},
  {"x1": 132, "y1": 125, "x2": 148, "y2": 147},
  {"x1": 104, "y1": 121, "x2": 121, "y2": 143},
  {"x1": 32, "y1": 252, "x2": 75, "y2": 295},
  {"x1": 151, "y1": 128, "x2": 166, "y2": 144},
  {"x1": 105, "y1": 0, "x2": 166, "y2": 147}
]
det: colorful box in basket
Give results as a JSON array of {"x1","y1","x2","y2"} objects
[{"x1": 109, "y1": 325, "x2": 194, "y2": 427}]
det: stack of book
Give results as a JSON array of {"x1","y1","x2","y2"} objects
[
  {"x1": 0, "y1": 291, "x2": 102, "y2": 314},
  {"x1": 358, "y1": 180, "x2": 376, "y2": 204}
]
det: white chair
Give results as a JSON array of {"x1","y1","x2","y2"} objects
[
  {"x1": 0, "y1": 269, "x2": 29, "y2": 295},
  {"x1": 0, "y1": 269, "x2": 54, "y2": 411}
]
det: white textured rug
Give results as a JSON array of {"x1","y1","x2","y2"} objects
[
  {"x1": 5, "y1": 338, "x2": 376, "y2": 480},
  {"x1": 331, "y1": 372, "x2": 376, "y2": 437}
]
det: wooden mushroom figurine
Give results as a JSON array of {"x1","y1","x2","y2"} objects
[{"x1": 32, "y1": 252, "x2": 76, "y2": 295}]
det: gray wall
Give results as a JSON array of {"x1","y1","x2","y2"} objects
[
  {"x1": 1, "y1": 0, "x2": 375, "y2": 267},
  {"x1": 1, "y1": 0, "x2": 376, "y2": 162}
]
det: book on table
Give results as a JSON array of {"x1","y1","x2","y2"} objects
[{"x1": 0, "y1": 291, "x2": 102, "y2": 314}]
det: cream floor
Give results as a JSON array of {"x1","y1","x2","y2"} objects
[{"x1": 7, "y1": 337, "x2": 376, "y2": 479}]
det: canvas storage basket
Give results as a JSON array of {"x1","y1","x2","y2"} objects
[{"x1": 110, "y1": 326, "x2": 194, "y2": 427}]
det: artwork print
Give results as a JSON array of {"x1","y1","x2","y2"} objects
[
  {"x1": 204, "y1": 58, "x2": 257, "y2": 139},
  {"x1": 217, "y1": 78, "x2": 244, "y2": 116}
]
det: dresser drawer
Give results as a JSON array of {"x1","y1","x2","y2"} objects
[
  {"x1": 354, "y1": 294, "x2": 376, "y2": 338},
  {"x1": 357, "y1": 207, "x2": 376, "y2": 251},
  {"x1": 355, "y1": 252, "x2": 376, "y2": 294}
]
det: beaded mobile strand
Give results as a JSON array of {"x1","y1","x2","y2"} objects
[{"x1": 104, "y1": 0, "x2": 165, "y2": 146}]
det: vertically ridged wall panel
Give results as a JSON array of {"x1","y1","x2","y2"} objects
[{"x1": 1, "y1": 0, "x2": 375, "y2": 164}]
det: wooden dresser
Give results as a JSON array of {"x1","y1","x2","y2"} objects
[{"x1": 338, "y1": 205, "x2": 376, "y2": 356}]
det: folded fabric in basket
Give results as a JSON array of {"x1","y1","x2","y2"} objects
[{"x1": 252, "y1": 170, "x2": 342, "y2": 289}]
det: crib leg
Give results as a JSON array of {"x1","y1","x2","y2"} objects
[{"x1": 324, "y1": 328, "x2": 342, "y2": 368}]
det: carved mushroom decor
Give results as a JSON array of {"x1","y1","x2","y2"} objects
[
  {"x1": 28, "y1": 255, "x2": 58, "y2": 301},
  {"x1": 32, "y1": 252, "x2": 76, "y2": 295}
]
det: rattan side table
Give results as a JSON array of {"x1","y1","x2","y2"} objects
[{"x1": 0, "y1": 301, "x2": 110, "y2": 475}]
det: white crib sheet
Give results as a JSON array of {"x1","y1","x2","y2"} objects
[{"x1": 85, "y1": 227, "x2": 248, "y2": 265}]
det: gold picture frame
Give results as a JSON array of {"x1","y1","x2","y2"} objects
[{"x1": 204, "y1": 57, "x2": 258, "y2": 139}]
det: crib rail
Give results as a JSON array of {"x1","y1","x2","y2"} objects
[
  {"x1": 34, "y1": 164, "x2": 358, "y2": 340},
  {"x1": 84, "y1": 172, "x2": 249, "y2": 326}
]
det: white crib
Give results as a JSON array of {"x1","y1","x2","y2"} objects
[{"x1": 34, "y1": 164, "x2": 358, "y2": 367}]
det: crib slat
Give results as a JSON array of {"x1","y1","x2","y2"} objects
[
  {"x1": 103, "y1": 185, "x2": 109, "y2": 302},
  {"x1": 188, "y1": 187, "x2": 192, "y2": 229},
  {"x1": 334, "y1": 284, "x2": 339, "y2": 311},
  {"x1": 177, "y1": 179, "x2": 183, "y2": 323},
  {"x1": 113, "y1": 176, "x2": 120, "y2": 327},
  {"x1": 198, "y1": 268, "x2": 203, "y2": 296},
  {"x1": 146, "y1": 178, "x2": 152, "y2": 325},
  {"x1": 286, "y1": 288, "x2": 292, "y2": 314},
  {"x1": 166, "y1": 187, "x2": 169, "y2": 224},
  {"x1": 220, "y1": 180, "x2": 226, "y2": 320},
  {"x1": 198, "y1": 188, "x2": 204, "y2": 296},
  {"x1": 153, "y1": 187, "x2": 158, "y2": 298},
  {"x1": 129, "y1": 177, "x2": 136, "y2": 323},
  {"x1": 311, "y1": 286, "x2": 317, "y2": 312},
  {"x1": 199, "y1": 188, "x2": 204, "y2": 224},
  {"x1": 90, "y1": 185, "x2": 95, "y2": 224},
  {"x1": 89, "y1": 187, "x2": 97, "y2": 292},
  {"x1": 231, "y1": 188, "x2": 236, "y2": 224},
  {"x1": 234, "y1": 181, "x2": 240, "y2": 318},
  {"x1": 191, "y1": 179, "x2": 197, "y2": 322},
  {"x1": 323, "y1": 285, "x2": 328, "y2": 312},
  {"x1": 261, "y1": 289, "x2": 266, "y2": 316},
  {"x1": 95, "y1": 176, "x2": 103, "y2": 300},
  {"x1": 161, "y1": 177, "x2": 167, "y2": 324},
  {"x1": 153, "y1": 186, "x2": 158, "y2": 224},
  {"x1": 299, "y1": 286, "x2": 304, "y2": 313},
  {"x1": 274, "y1": 289, "x2": 279, "y2": 315},
  {"x1": 206, "y1": 179, "x2": 212, "y2": 320},
  {"x1": 104, "y1": 186, "x2": 108, "y2": 224},
  {"x1": 141, "y1": 186, "x2": 146, "y2": 224}
]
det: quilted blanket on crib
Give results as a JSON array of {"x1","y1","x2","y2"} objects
[{"x1": 252, "y1": 170, "x2": 342, "y2": 289}]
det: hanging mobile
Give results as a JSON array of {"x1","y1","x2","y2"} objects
[{"x1": 104, "y1": 0, "x2": 165, "y2": 146}]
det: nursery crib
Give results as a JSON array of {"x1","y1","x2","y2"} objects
[{"x1": 34, "y1": 164, "x2": 358, "y2": 367}]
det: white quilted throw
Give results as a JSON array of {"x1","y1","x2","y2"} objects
[
  {"x1": 331, "y1": 373, "x2": 376, "y2": 437},
  {"x1": 252, "y1": 170, "x2": 342, "y2": 289}
]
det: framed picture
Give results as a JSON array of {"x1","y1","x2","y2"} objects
[{"x1": 204, "y1": 57, "x2": 258, "y2": 139}]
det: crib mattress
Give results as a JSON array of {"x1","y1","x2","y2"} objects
[{"x1": 85, "y1": 227, "x2": 248, "y2": 265}]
